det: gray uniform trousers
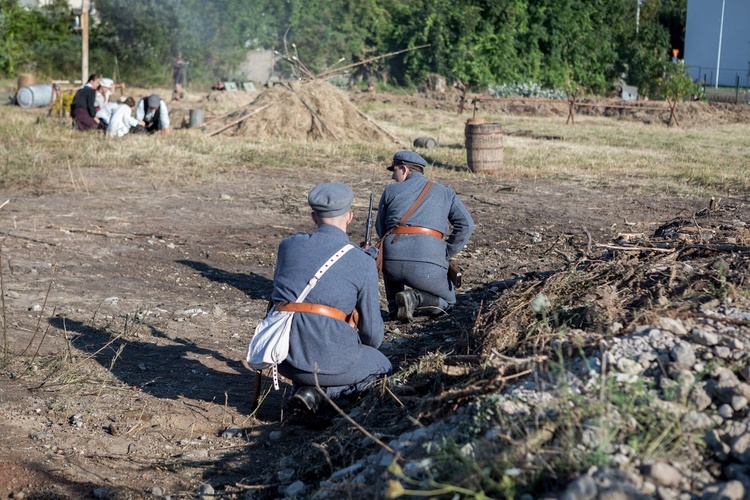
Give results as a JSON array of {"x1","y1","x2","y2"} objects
[
  {"x1": 376, "y1": 172, "x2": 474, "y2": 314},
  {"x1": 272, "y1": 224, "x2": 391, "y2": 398}
]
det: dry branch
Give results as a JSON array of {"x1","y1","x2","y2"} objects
[
  {"x1": 285, "y1": 83, "x2": 339, "y2": 141},
  {"x1": 209, "y1": 104, "x2": 274, "y2": 137},
  {"x1": 351, "y1": 106, "x2": 402, "y2": 145}
]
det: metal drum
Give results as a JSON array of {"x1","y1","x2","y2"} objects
[
  {"x1": 189, "y1": 109, "x2": 205, "y2": 128},
  {"x1": 16, "y1": 85, "x2": 53, "y2": 108}
]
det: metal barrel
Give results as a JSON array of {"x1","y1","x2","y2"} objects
[
  {"x1": 465, "y1": 122, "x2": 503, "y2": 174},
  {"x1": 413, "y1": 137, "x2": 437, "y2": 149},
  {"x1": 16, "y1": 85, "x2": 53, "y2": 108},
  {"x1": 189, "y1": 109, "x2": 205, "y2": 128}
]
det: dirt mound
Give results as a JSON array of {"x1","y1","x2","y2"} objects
[
  {"x1": 474, "y1": 201, "x2": 750, "y2": 356},
  {"x1": 209, "y1": 80, "x2": 394, "y2": 142}
]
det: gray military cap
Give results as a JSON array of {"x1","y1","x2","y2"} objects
[
  {"x1": 388, "y1": 150, "x2": 427, "y2": 171},
  {"x1": 308, "y1": 182, "x2": 354, "y2": 218},
  {"x1": 147, "y1": 94, "x2": 161, "y2": 108}
]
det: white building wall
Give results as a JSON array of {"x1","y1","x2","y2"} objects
[{"x1": 685, "y1": 0, "x2": 750, "y2": 87}]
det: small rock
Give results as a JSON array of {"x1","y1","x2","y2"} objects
[
  {"x1": 151, "y1": 486, "x2": 164, "y2": 496},
  {"x1": 689, "y1": 384, "x2": 712, "y2": 411},
  {"x1": 29, "y1": 304, "x2": 43, "y2": 312},
  {"x1": 284, "y1": 481, "x2": 305, "y2": 497},
  {"x1": 199, "y1": 483, "x2": 214, "y2": 498},
  {"x1": 659, "y1": 317, "x2": 687, "y2": 336},
  {"x1": 269, "y1": 430, "x2": 283, "y2": 441},
  {"x1": 689, "y1": 328, "x2": 719, "y2": 346},
  {"x1": 732, "y1": 395, "x2": 749, "y2": 411},
  {"x1": 719, "y1": 404, "x2": 734, "y2": 419},
  {"x1": 29, "y1": 431, "x2": 54, "y2": 440},
  {"x1": 277, "y1": 468, "x2": 295, "y2": 482},
  {"x1": 670, "y1": 342, "x2": 696, "y2": 370},
  {"x1": 560, "y1": 474, "x2": 597, "y2": 500},
  {"x1": 219, "y1": 193, "x2": 232, "y2": 200},
  {"x1": 92, "y1": 487, "x2": 110, "y2": 499},
  {"x1": 682, "y1": 411, "x2": 712, "y2": 432},
  {"x1": 221, "y1": 426, "x2": 243, "y2": 438},
  {"x1": 715, "y1": 346, "x2": 732, "y2": 359},
  {"x1": 643, "y1": 462, "x2": 682, "y2": 488},
  {"x1": 701, "y1": 480, "x2": 744, "y2": 500},
  {"x1": 616, "y1": 358, "x2": 642, "y2": 375}
]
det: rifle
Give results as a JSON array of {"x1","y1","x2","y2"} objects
[{"x1": 363, "y1": 192, "x2": 374, "y2": 248}]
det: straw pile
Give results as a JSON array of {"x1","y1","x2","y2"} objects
[{"x1": 218, "y1": 80, "x2": 394, "y2": 143}]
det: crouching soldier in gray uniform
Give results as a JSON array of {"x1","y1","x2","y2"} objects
[
  {"x1": 275, "y1": 183, "x2": 392, "y2": 415},
  {"x1": 376, "y1": 151, "x2": 474, "y2": 322}
]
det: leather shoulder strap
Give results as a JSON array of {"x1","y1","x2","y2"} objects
[{"x1": 397, "y1": 181, "x2": 433, "y2": 226}]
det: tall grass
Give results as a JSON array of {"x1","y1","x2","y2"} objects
[{"x1": 1, "y1": 100, "x2": 748, "y2": 197}]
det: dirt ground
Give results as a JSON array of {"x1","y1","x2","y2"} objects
[{"x1": 0, "y1": 91, "x2": 746, "y2": 499}]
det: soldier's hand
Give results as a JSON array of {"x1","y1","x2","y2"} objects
[{"x1": 364, "y1": 246, "x2": 379, "y2": 260}]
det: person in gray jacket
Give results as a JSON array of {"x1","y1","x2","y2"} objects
[
  {"x1": 275, "y1": 183, "x2": 392, "y2": 415},
  {"x1": 376, "y1": 151, "x2": 474, "y2": 322}
]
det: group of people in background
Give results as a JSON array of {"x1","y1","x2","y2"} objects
[{"x1": 70, "y1": 74, "x2": 171, "y2": 137}]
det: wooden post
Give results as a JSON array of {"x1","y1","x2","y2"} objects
[
  {"x1": 566, "y1": 93, "x2": 576, "y2": 125},
  {"x1": 81, "y1": 0, "x2": 89, "y2": 83}
]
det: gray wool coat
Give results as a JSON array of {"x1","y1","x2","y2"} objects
[{"x1": 272, "y1": 224, "x2": 384, "y2": 376}]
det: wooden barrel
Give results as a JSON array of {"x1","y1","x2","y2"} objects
[
  {"x1": 465, "y1": 122, "x2": 503, "y2": 174},
  {"x1": 413, "y1": 137, "x2": 437, "y2": 149},
  {"x1": 17, "y1": 73, "x2": 36, "y2": 90}
]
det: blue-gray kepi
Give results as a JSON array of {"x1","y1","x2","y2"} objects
[
  {"x1": 308, "y1": 182, "x2": 354, "y2": 218},
  {"x1": 147, "y1": 94, "x2": 161, "y2": 108},
  {"x1": 388, "y1": 150, "x2": 427, "y2": 171}
]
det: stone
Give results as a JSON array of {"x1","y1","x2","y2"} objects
[
  {"x1": 616, "y1": 358, "x2": 642, "y2": 375},
  {"x1": 199, "y1": 483, "x2": 214, "y2": 498},
  {"x1": 151, "y1": 486, "x2": 164, "y2": 496},
  {"x1": 689, "y1": 383, "x2": 712, "y2": 411},
  {"x1": 732, "y1": 395, "x2": 749, "y2": 411},
  {"x1": 277, "y1": 468, "x2": 295, "y2": 482},
  {"x1": 670, "y1": 342, "x2": 696, "y2": 370},
  {"x1": 329, "y1": 462, "x2": 364, "y2": 481},
  {"x1": 284, "y1": 481, "x2": 306, "y2": 497},
  {"x1": 643, "y1": 462, "x2": 682, "y2": 488},
  {"x1": 221, "y1": 426, "x2": 243, "y2": 438},
  {"x1": 29, "y1": 431, "x2": 54, "y2": 440},
  {"x1": 682, "y1": 411, "x2": 713, "y2": 432},
  {"x1": 659, "y1": 317, "x2": 687, "y2": 336},
  {"x1": 688, "y1": 328, "x2": 719, "y2": 346},
  {"x1": 715, "y1": 346, "x2": 732, "y2": 359},
  {"x1": 718, "y1": 404, "x2": 734, "y2": 419},
  {"x1": 269, "y1": 430, "x2": 283, "y2": 441},
  {"x1": 560, "y1": 474, "x2": 597, "y2": 500},
  {"x1": 701, "y1": 480, "x2": 745, "y2": 500}
]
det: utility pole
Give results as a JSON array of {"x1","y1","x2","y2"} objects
[
  {"x1": 715, "y1": 0, "x2": 726, "y2": 89},
  {"x1": 82, "y1": 0, "x2": 89, "y2": 83},
  {"x1": 636, "y1": 0, "x2": 641, "y2": 34}
]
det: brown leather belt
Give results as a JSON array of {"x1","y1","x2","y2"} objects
[
  {"x1": 276, "y1": 302, "x2": 348, "y2": 322},
  {"x1": 392, "y1": 226, "x2": 443, "y2": 239}
]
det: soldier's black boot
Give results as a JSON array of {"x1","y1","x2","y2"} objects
[
  {"x1": 290, "y1": 386, "x2": 322, "y2": 415},
  {"x1": 395, "y1": 290, "x2": 420, "y2": 323},
  {"x1": 415, "y1": 291, "x2": 442, "y2": 316}
]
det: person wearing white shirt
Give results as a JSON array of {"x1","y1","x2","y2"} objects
[
  {"x1": 95, "y1": 78, "x2": 114, "y2": 110},
  {"x1": 106, "y1": 97, "x2": 144, "y2": 138},
  {"x1": 135, "y1": 94, "x2": 171, "y2": 136}
]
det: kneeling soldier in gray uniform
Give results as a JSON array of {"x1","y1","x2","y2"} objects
[
  {"x1": 275, "y1": 183, "x2": 392, "y2": 415},
  {"x1": 376, "y1": 151, "x2": 475, "y2": 322}
]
